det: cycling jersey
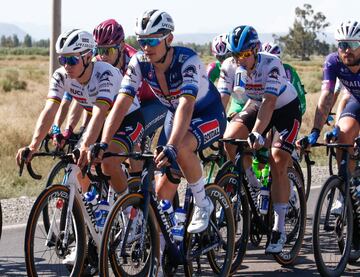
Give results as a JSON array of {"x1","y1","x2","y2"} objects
[
  {"x1": 323, "y1": 52, "x2": 360, "y2": 102},
  {"x1": 218, "y1": 53, "x2": 298, "y2": 110},
  {"x1": 207, "y1": 60, "x2": 221, "y2": 83},
  {"x1": 283, "y1": 63, "x2": 306, "y2": 115},
  {"x1": 48, "y1": 61, "x2": 140, "y2": 115},
  {"x1": 63, "y1": 91, "x2": 73, "y2": 102},
  {"x1": 120, "y1": 46, "x2": 222, "y2": 115}
]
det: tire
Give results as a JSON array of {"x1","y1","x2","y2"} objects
[
  {"x1": 43, "y1": 160, "x2": 69, "y2": 233},
  {"x1": 273, "y1": 167, "x2": 306, "y2": 265},
  {"x1": 312, "y1": 176, "x2": 352, "y2": 277},
  {"x1": 292, "y1": 158, "x2": 308, "y2": 200},
  {"x1": 24, "y1": 184, "x2": 87, "y2": 276},
  {"x1": 0, "y1": 201, "x2": 2, "y2": 240},
  {"x1": 215, "y1": 170, "x2": 250, "y2": 273},
  {"x1": 99, "y1": 193, "x2": 160, "y2": 277},
  {"x1": 184, "y1": 184, "x2": 235, "y2": 277}
]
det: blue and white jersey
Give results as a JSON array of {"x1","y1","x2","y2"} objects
[
  {"x1": 119, "y1": 46, "x2": 222, "y2": 115},
  {"x1": 218, "y1": 53, "x2": 297, "y2": 109}
]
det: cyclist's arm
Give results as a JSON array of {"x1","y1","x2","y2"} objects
[
  {"x1": 81, "y1": 110, "x2": 91, "y2": 129},
  {"x1": 335, "y1": 90, "x2": 351, "y2": 124},
  {"x1": 29, "y1": 100, "x2": 60, "y2": 150},
  {"x1": 252, "y1": 94, "x2": 276, "y2": 134},
  {"x1": 65, "y1": 101, "x2": 85, "y2": 130},
  {"x1": 167, "y1": 95, "x2": 194, "y2": 148},
  {"x1": 220, "y1": 93, "x2": 230, "y2": 110},
  {"x1": 312, "y1": 88, "x2": 335, "y2": 131},
  {"x1": 53, "y1": 98, "x2": 71, "y2": 128},
  {"x1": 80, "y1": 102, "x2": 109, "y2": 148}
]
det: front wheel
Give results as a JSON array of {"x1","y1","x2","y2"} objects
[
  {"x1": 273, "y1": 167, "x2": 306, "y2": 265},
  {"x1": 24, "y1": 184, "x2": 87, "y2": 276},
  {"x1": 99, "y1": 193, "x2": 160, "y2": 277},
  {"x1": 184, "y1": 184, "x2": 235, "y2": 277},
  {"x1": 312, "y1": 176, "x2": 352, "y2": 277}
]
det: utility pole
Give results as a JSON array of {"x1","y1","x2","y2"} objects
[{"x1": 50, "y1": 0, "x2": 61, "y2": 78}]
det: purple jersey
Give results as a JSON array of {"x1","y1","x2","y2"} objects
[{"x1": 323, "y1": 52, "x2": 360, "y2": 101}]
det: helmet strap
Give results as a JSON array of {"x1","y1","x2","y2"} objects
[
  {"x1": 113, "y1": 48, "x2": 122, "y2": 68},
  {"x1": 155, "y1": 40, "x2": 170, "y2": 64},
  {"x1": 78, "y1": 55, "x2": 92, "y2": 81}
]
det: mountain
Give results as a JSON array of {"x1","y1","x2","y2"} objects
[{"x1": 0, "y1": 23, "x2": 27, "y2": 40}]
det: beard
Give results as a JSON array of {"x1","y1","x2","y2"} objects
[{"x1": 341, "y1": 53, "x2": 360, "y2": 66}]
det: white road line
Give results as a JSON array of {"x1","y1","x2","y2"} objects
[{"x1": 3, "y1": 223, "x2": 27, "y2": 230}]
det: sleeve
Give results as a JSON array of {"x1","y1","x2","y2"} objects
[
  {"x1": 216, "y1": 60, "x2": 234, "y2": 96},
  {"x1": 47, "y1": 69, "x2": 66, "y2": 104},
  {"x1": 119, "y1": 55, "x2": 143, "y2": 99},
  {"x1": 264, "y1": 59, "x2": 285, "y2": 97},
  {"x1": 63, "y1": 91, "x2": 73, "y2": 102},
  {"x1": 96, "y1": 68, "x2": 122, "y2": 108},
  {"x1": 321, "y1": 54, "x2": 337, "y2": 93},
  {"x1": 180, "y1": 55, "x2": 201, "y2": 100}
]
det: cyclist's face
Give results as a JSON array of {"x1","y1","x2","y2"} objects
[
  {"x1": 137, "y1": 33, "x2": 172, "y2": 63},
  {"x1": 338, "y1": 42, "x2": 360, "y2": 66},
  {"x1": 97, "y1": 42, "x2": 123, "y2": 67},
  {"x1": 61, "y1": 53, "x2": 86, "y2": 78},
  {"x1": 233, "y1": 50, "x2": 256, "y2": 70}
]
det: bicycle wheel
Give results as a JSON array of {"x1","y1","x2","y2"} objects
[
  {"x1": 99, "y1": 193, "x2": 160, "y2": 277},
  {"x1": 24, "y1": 184, "x2": 87, "y2": 276},
  {"x1": 0, "y1": 201, "x2": 2, "y2": 240},
  {"x1": 184, "y1": 184, "x2": 235, "y2": 277},
  {"x1": 43, "y1": 160, "x2": 69, "y2": 232},
  {"x1": 313, "y1": 176, "x2": 352, "y2": 277},
  {"x1": 215, "y1": 169, "x2": 250, "y2": 273},
  {"x1": 292, "y1": 157, "x2": 308, "y2": 200},
  {"x1": 273, "y1": 167, "x2": 306, "y2": 265}
]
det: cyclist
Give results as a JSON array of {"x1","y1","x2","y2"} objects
[
  {"x1": 207, "y1": 33, "x2": 230, "y2": 83},
  {"x1": 92, "y1": 19, "x2": 167, "y2": 180},
  {"x1": 301, "y1": 20, "x2": 360, "y2": 167},
  {"x1": 93, "y1": 9, "x2": 226, "y2": 234},
  {"x1": 261, "y1": 42, "x2": 307, "y2": 116},
  {"x1": 223, "y1": 25, "x2": 301, "y2": 254}
]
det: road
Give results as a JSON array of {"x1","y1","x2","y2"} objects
[{"x1": 0, "y1": 185, "x2": 360, "y2": 276}]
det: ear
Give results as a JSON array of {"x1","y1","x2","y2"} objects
[{"x1": 167, "y1": 33, "x2": 174, "y2": 45}]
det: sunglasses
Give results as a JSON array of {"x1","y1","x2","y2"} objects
[
  {"x1": 58, "y1": 51, "x2": 91, "y2": 66},
  {"x1": 338, "y1": 41, "x2": 360, "y2": 51},
  {"x1": 96, "y1": 45, "x2": 120, "y2": 56},
  {"x1": 137, "y1": 34, "x2": 169, "y2": 48},
  {"x1": 232, "y1": 49, "x2": 253, "y2": 59}
]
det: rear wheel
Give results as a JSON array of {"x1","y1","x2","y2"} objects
[
  {"x1": 24, "y1": 184, "x2": 86, "y2": 276},
  {"x1": 313, "y1": 176, "x2": 352, "y2": 277}
]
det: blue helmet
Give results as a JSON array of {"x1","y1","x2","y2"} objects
[{"x1": 227, "y1": 25, "x2": 260, "y2": 53}]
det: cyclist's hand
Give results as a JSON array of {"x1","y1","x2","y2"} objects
[
  {"x1": 247, "y1": 132, "x2": 265, "y2": 150},
  {"x1": 16, "y1": 146, "x2": 36, "y2": 166},
  {"x1": 155, "y1": 145, "x2": 177, "y2": 168},
  {"x1": 77, "y1": 145, "x2": 89, "y2": 169},
  {"x1": 88, "y1": 142, "x2": 108, "y2": 164},
  {"x1": 324, "y1": 125, "x2": 340, "y2": 143}
]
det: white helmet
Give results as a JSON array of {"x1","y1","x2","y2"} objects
[
  {"x1": 262, "y1": 42, "x2": 281, "y2": 58},
  {"x1": 135, "y1": 10, "x2": 174, "y2": 36},
  {"x1": 335, "y1": 20, "x2": 360, "y2": 41},
  {"x1": 211, "y1": 33, "x2": 229, "y2": 57},
  {"x1": 56, "y1": 29, "x2": 95, "y2": 55}
]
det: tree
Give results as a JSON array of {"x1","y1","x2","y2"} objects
[
  {"x1": 12, "y1": 34, "x2": 20, "y2": 47},
  {"x1": 23, "y1": 34, "x2": 32, "y2": 47},
  {"x1": 275, "y1": 4, "x2": 330, "y2": 60},
  {"x1": 0, "y1": 35, "x2": 6, "y2": 47},
  {"x1": 125, "y1": 36, "x2": 140, "y2": 50}
]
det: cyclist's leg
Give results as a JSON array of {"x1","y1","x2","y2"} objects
[
  {"x1": 266, "y1": 99, "x2": 301, "y2": 254},
  {"x1": 102, "y1": 109, "x2": 145, "y2": 194}
]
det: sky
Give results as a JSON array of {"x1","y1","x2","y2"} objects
[{"x1": 1, "y1": 0, "x2": 359, "y2": 39}]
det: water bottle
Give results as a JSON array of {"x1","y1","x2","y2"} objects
[
  {"x1": 96, "y1": 200, "x2": 110, "y2": 233},
  {"x1": 160, "y1": 200, "x2": 176, "y2": 227},
  {"x1": 261, "y1": 164, "x2": 270, "y2": 187},
  {"x1": 258, "y1": 187, "x2": 270, "y2": 215},
  {"x1": 172, "y1": 208, "x2": 186, "y2": 242},
  {"x1": 233, "y1": 66, "x2": 247, "y2": 94},
  {"x1": 252, "y1": 158, "x2": 261, "y2": 179}
]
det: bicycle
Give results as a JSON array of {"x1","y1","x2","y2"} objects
[
  {"x1": 312, "y1": 141, "x2": 360, "y2": 277},
  {"x1": 215, "y1": 138, "x2": 306, "y2": 273},
  {"x1": 98, "y1": 149, "x2": 235, "y2": 276},
  {"x1": 23, "y1": 149, "x2": 113, "y2": 276}
]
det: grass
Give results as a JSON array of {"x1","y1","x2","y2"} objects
[{"x1": 0, "y1": 54, "x2": 334, "y2": 198}]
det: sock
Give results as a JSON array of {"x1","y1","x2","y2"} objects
[
  {"x1": 245, "y1": 167, "x2": 260, "y2": 188},
  {"x1": 273, "y1": 203, "x2": 288, "y2": 233},
  {"x1": 189, "y1": 178, "x2": 208, "y2": 208}
]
